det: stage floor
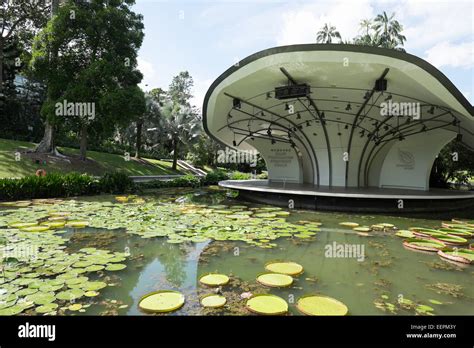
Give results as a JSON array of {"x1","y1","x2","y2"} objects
[{"x1": 218, "y1": 180, "x2": 474, "y2": 213}]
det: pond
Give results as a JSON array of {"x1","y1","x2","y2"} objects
[{"x1": 0, "y1": 187, "x2": 473, "y2": 316}]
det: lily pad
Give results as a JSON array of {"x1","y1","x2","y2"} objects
[
  {"x1": 246, "y1": 294, "x2": 288, "y2": 315},
  {"x1": 199, "y1": 273, "x2": 229, "y2": 287},
  {"x1": 35, "y1": 303, "x2": 58, "y2": 314},
  {"x1": 256, "y1": 273, "x2": 293, "y2": 288},
  {"x1": 339, "y1": 222, "x2": 359, "y2": 228},
  {"x1": 138, "y1": 290, "x2": 185, "y2": 313},
  {"x1": 105, "y1": 264, "x2": 127, "y2": 271},
  {"x1": 265, "y1": 261, "x2": 303, "y2": 276},
  {"x1": 296, "y1": 295, "x2": 348, "y2": 316},
  {"x1": 68, "y1": 303, "x2": 83, "y2": 311},
  {"x1": 200, "y1": 294, "x2": 227, "y2": 308}
]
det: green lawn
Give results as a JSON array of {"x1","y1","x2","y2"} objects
[{"x1": 0, "y1": 138, "x2": 188, "y2": 178}]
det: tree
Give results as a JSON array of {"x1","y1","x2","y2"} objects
[
  {"x1": 373, "y1": 11, "x2": 406, "y2": 50},
  {"x1": 134, "y1": 90, "x2": 158, "y2": 158},
  {"x1": 353, "y1": 19, "x2": 377, "y2": 46},
  {"x1": 158, "y1": 98, "x2": 200, "y2": 171},
  {"x1": 316, "y1": 23, "x2": 341, "y2": 44},
  {"x1": 430, "y1": 140, "x2": 474, "y2": 188},
  {"x1": 29, "y1": 0, "x2": 145, "y2": 160},
  {"x1": 168, "y1": 71, "x2": 193, "y2": 106},
  {"x1": 0, "y1": 0, "x2": 49, "y2": 100}
]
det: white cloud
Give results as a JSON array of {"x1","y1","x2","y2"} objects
[
  {"x1": 276, "y1": 0, "x2": 375, "y2": 46},
  {"x1": 425, "y1": 41, "x2": 474, "y2": 69},
  {"x1": 400, "y1": 0, "x2": 473, "y2": 52},
  {"x1": 191, "y1": 77, "x2": 213, "y2": 111},
  {"x1": 137, "y1": 56, "x2": 157, "y2": 90}
]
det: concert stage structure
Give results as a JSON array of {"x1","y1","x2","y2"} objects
[{"x1": 203, "y1": 44, "x2": 474, "y2": 212}]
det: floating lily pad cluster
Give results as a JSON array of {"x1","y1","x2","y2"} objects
[
  {"x1": 374, "y1": 294, "x2": 440, "y2": 316},
  {"x1": 0, "y1": 221, "x2": 129, "y2": 315},
  {"x1": 397, "y1": 220, "x2": 473, "y2": 265},
  {"x1": 1, "y1": 197, "x2": 321, "y2": 249}
]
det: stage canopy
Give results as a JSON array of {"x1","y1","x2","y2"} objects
[{"x1": 203, "y1": 44, "x2": 474, "y2": 191}]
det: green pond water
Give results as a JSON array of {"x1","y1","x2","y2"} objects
[{"x1": 0, "y1": 187, "x2": 473, "y2": 316}]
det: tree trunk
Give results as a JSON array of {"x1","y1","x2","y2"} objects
[
  {"x1": 35, "y1": 0, "x2": 60, "y2": 154},
  {"x1": 35, "y1": 121, "x2": 55, "y2": 153},
  {"x1": 0, "y1": 37, "x2": 4, "y2": 102},
  {"x1": 135, "y1": 120, "x2": 143, "y2": 158},
  {"x1": 79, "y1": 124, "x2": 88, "y2": 161},
  {"x1": 172, "y1": 137, "x2": 178, "y2": 171}
]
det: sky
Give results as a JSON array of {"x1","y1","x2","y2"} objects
[{"x1": 132, "y1": 0, "x2": 474, "y2": 110}]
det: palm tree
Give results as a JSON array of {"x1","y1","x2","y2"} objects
[
  {"x1": 159, "y1": 98, "x2": 201, "y2": 171},
  {"x1": 134, "y1": 92, "x2": 160, "y2": 158},
  {"x1": 316, "y1": 23, "x2": 342, "y2": 44},
  {"x1": 353, "y1": 19, "x2": 376, "y2": 46},
  {"x1": 359, "y1": 19, "x2": 372, "y2": 37},
  {"x1": 373, "y1": 11, "x2": 406, "y2": 49}
]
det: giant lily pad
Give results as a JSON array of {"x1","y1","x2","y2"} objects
[
  {"x1": 138, "y1": 290, "x2": 185, "y2": 313},
  {"x1": 256, "y1": 273, "x2": 293, "y2": 288},
  {"x1": 296, "y1": 295, "x2": 348, "y2": 316},
  {"x1": 265, "y1": 261, "x2": 303, "y2": 276},
  {"x1": 199, "y1": 273, "x2": 230, "y2": 287},
  {"x1": 200, "y1": 294, "x2": 226, "y2": 308},
  {"x1": 437, "y1": 248, "x2": 474, "y2": 264},
  {"x1": 246, "y1": 294, "x2": 288, "y2": 315},
  {"x1": 403, "y1": 238, "x2": 445, "y2": 252}
]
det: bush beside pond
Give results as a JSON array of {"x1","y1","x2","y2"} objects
[
  {"x1": 0, "y1": 170, "x2": 263, "y2": 201},
  {"x1": 0, "y1": 172, "x2": 133, "y2": 201}
]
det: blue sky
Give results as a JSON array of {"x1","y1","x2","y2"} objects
[{"x1": 132, "y1": 0, "x2": 473, "y2": 109}]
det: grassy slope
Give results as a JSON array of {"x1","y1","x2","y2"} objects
[{"x1": 0, "y1": 138, "x2": 187, "y2": 178}]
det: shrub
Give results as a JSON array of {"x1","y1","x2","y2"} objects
[
  {"x1": 203, "y1": 170, "x2": 229, "y2": 185},
  {"x1": 99, "y1": 171, "x2": 135, "y2": 194},
  {"x1": 228, "y1": 171, "x2": 251, "y2": 180},
  {"x1": 0, "y1": 173, "x2": 100, "y2": 201},
  {"x1": 171, "y1": 174, "x2": 202, "y2": 188}
]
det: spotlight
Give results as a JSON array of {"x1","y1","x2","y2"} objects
[
  {"x1": 345, "y1": 103, "x2": 352, "y2": 111},
  {"x1": 233, "y1": 98, "x2": 241, "y2": 109}
]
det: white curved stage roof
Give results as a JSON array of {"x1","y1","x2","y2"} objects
[{"x1": 203, "y1": 44, "x2": 474, "y2": 191}]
